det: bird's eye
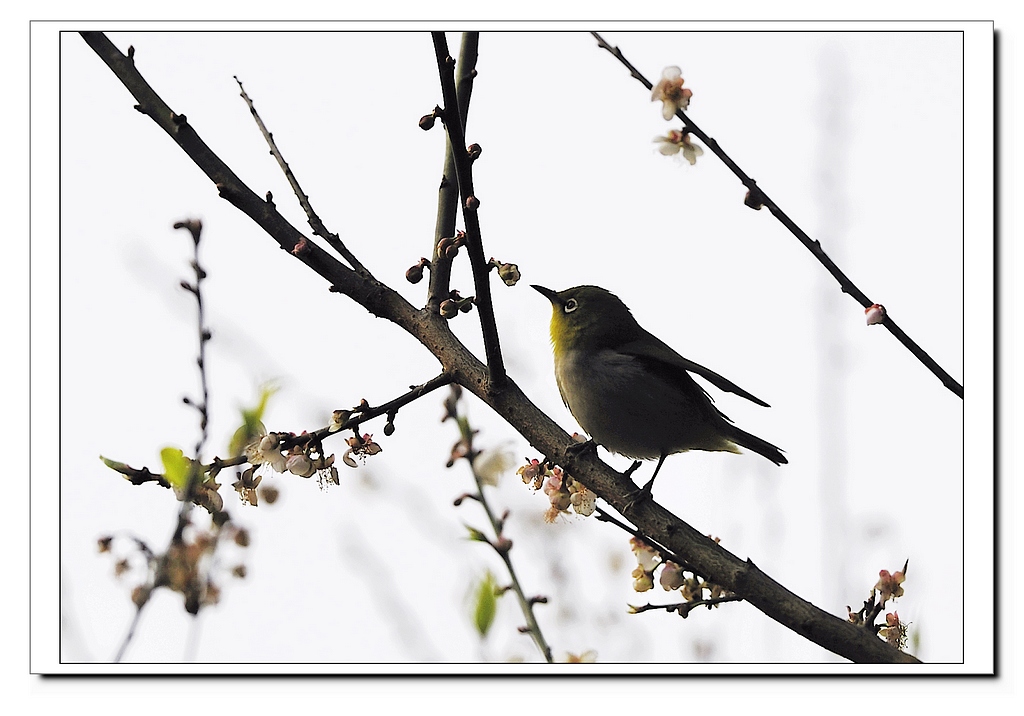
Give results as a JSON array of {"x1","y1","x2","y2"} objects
[{"x1": 564, "y1": 298, "x2": 578, "y2": 313}]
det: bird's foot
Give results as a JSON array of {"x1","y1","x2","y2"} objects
[
  {"x1": 564, "y1": 437, "x2": 596, "y2": 460},
  {"x1": 622, "y1": 473, "x2": 655, "y2": 513}
]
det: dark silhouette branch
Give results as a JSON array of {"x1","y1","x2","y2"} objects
[
  {"x1": 591, "y1": 32, "x2": 963, "y2": 401},
  {"x1": 281, "y1": 372, "x2": 456, "y2": 450},
  {"x1": 81, "y1": 31, "x2": 919, "y2": 664},
  {"x1": 630, "y1": 594, "x2": 744, "y2": 618},
  {"x1": 429, "y1": 32, "x2": 479, "y2": 310},
  {"x1": 431, "y1": 32, "x2": 506, "y2": 391}
]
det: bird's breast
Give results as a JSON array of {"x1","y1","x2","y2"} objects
[{"x1": 555, "y1": 348, "x2": 661, "y2": 459}]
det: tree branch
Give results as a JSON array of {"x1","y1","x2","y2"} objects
[
  {"x1": 591, "y1": 32, "x2": 963, "y2": 400},
  {"x1": 447, "y1": 386, "x2": 553, "y2": 662},
  {"x1": 429, "y1": 32, "x2": 479, "y2": 310},
  {"x1": 81, "y1": 31, "x2": 920, "y2": 664},
  {"x1": 233, "y1": 76, "x2": 368, "y2": 275},
  {"x1": 431, "y1": 32, "x2": 506, "y2": 391}
]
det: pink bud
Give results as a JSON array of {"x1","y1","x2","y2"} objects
[{"x1": 865, "y1": 303, "x2": 886, "y2": 325}]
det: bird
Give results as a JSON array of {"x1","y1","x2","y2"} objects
[{"x1": 533, "y1": 284, "x2": 786, "y2": 500}]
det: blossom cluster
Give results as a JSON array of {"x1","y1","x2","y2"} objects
[
  {"x1": 846, "y1": 563, "x2": 909, "y2": 650},
  {"x1": 97, "y1": 521, "x2": 250, "y2": 617},
  {"x1": 651, "y1": 66, "x2": 693, "y2": 119},
  {"x1": 874, "y1": 567, "x2": 908, "y2": 649},
  {"x1": 651, "y1": 65, "x2": 704, "y2": 166},
  {"x1": 238, "y1": 428, "x2": 353, "y2": 501},
  {"x1": 628, "y1": 536, "x2": 731, "y2": 611},
  {"x1": 517, "y1": 459, "x2": 597, "y2": 523}
]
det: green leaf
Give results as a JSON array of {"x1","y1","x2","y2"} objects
[
  {"x1": 99, "y1": 455, "x2": 129, "y2": 472},
  {"x1": 228, "y1": 383, "x2": 278, "y2": 457},
  {"x1": 160, "y1": 447, "x2": 190, "y2": 491},
  {"x1": 472, "y1": 571, "x2": 499, "y2": 637},
  {"x1": 464, "y1": 525, "x2": 489, "y2": 543}
]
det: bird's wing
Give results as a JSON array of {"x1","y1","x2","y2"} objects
[{"x1": 618, "y1": 332, "x2": 771, "y2": 408}]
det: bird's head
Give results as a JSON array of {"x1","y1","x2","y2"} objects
[{"x1": 532, "y1": 284, "x2": 641, "y2": 356}]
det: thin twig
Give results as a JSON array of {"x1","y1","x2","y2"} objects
[
  {"x1": 107, "y1": 373, "x2": 457, "y2": 488},
  {"x1": 448, "y1": 388, "x2": 553, "y2": 662},
  {"x1": 591, "y1": 32, "x2": 963, "y2": 400},
  {"x1": 431, "y1": 32, "x2": 506, "y2": 392},
  {"x1": 283, "y1": 372, "x2": 456, "y2": 450},
  {"x1": 594, "y1": 507, "x2": 703, "y2": 579},
  {"x1": 630, "y1": 594, "x2": 744, "y2": 618},
  {"x1": 172, "y1": 220, "x2": 214, "y2": 541},
  {"x1": 115, "y1": 219, "x2": 214, "y2": 661},
  {"x1": 234, "y1": 77, "x2": 368, "y2": 275},
  {"x1": 114, "y1": 605, "x2": 144, "y2": 663},
  {"x1": 174, "y1": 220, "x2": 211, "y2": 463}
]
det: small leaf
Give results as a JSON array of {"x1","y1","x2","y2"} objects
[
  {"x1": 464, "y1": 525, "x2": 489, "y2": 543},
  {"x1": 160, "y1": 447, "x2": 190, "y2": 491},
  {"x1": 99, "y1": 455, "x2": 129, "y2": 472},
  {"x1": 228, "y1": 383, "x2": 278, "y2": 457},
  {"x1": 472, "y1": 571, "x2": 499, "y2": 637}
]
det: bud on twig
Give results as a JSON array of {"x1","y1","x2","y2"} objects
[
  {"x1": 419, "y1": 105, "x2": 442, "y2": 131},
  {"x1": 405, "y1": 257, "x2": 430, "y2": 284},
  {"x1": 865, "y1": 303, "x2": 886, "y2": 326}
]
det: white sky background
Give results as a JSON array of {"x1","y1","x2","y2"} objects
[{"x1": 43, "y1": 26, "x2": 981, "y2": 672}]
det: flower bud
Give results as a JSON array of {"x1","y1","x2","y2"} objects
[
  {"x1": 549, "y1": 491, "x2": 571, "y2": 512},
  {"x1": 286, "y1": 453, "x2": 315, "y2": 478},
  {"x1": 497, "y1": 262, "x2": 520, "y2": 286},
  {"x1": 659, "y1": 561, "x2": 686, "y2": 591},
  {"x1": 406, "y1": 264, "x2": 424, "y2": 284},
  {"x1": 440, "y1": 299, "x2": 459, "y2": 319},
  {"x1": 436, "y1": 236, "x2": 453, "y2": 258},
  {"x1": 865, "y1": 303, "x2": 886, "y2": 325}
]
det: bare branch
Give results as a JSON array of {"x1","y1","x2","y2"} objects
[
  {"x1": 591, "y1": 32, "x2": 963, "y2": 400},
  {"x1": 429, "y1": 32, "x2": 480, "y2": 310},
  {"x1": 282, "y1": 372, "x2": 456, "y2": 450},
  {"x1": 630, "y1": 594, "x2": 744, "y2": 618},
  {"x1": 447, "y1": 386, "x2": 553, "y2": 662},
  {"x1": 431, "y1": 32, "x2": 506, "y2": 391},
  {"x1": 233, "y1": 76, "x2": 367, "y2": 275}
]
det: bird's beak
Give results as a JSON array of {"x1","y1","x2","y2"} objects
[{"x1": 531, "y1": 284, "x2": 560, "y2": 306}]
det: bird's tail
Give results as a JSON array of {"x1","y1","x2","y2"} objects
[{"x1": 725, "y1": 425, "x2": 787, "y2": 466}]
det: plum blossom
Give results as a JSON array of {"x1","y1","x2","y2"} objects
[
  {"x1": 244, "y1": 433, "x2": 286, "y2": 473},
  {"x1": 651, "y1": 66, "x2": 693, "y2": 120},
  {"x1": 653, "y1": 129, "x2": 704, "y2": 165}
]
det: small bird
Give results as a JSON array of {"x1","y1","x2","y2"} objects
[{"x1": 533, "y1": 284, "x2": 786, "y2": 499}]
